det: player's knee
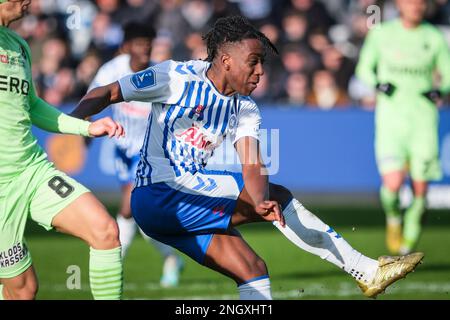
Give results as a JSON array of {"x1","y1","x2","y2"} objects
[
  {"x1": 254, "y1": 258, "x2": 268, "y2": 276},
  {"x1": 7, "y1": 281, "x2": 38, "y2": 300},
  {"x1": 90, "y1": 216, "x2": 120, "y2": 249},
  {"x1": 269, "y1": 183, "x2": 293, "y2": 208},
  {"x1": 240, "y1": 256, "x2": 268, "y2": 282}
]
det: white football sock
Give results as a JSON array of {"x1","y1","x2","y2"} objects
[
  {"x1": 0, "y1": 285, "x2": 4, "y2": 300},
  {"x1": 274, "y1": 199, "x2": 378, "y2": 283},
  {"x1": 138, "y1": 227, "x2": 175, "y2": 258},
  {"x1": 238, "y1": 276, "x2": 272, "y2": 300},
  {"x1": 116, "y1": 215, "x2": 137, "y2": 258}
]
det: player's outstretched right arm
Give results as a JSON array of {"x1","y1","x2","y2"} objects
[{"x1": 71, "y1": 81, "x2": 124, "y2": 119}]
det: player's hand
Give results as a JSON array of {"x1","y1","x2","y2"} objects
[
  {"x1": 423, "y1": 90, "x2": 442, "y2": 104},
  {"x1": 376, "y1": 82, "x2": 396, "y2": 97},
  {"x1": 88, "y1": 117, "x2": 125, "y2": 138},
  {"x1": 256, "y1": 200, "x2": 285, "y2": 227}
]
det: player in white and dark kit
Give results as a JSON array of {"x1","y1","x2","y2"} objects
[
  {"x1": 72, "y1": 16, "x2": 424, "y2": 300},
  {"x1": 88, "y1": 23, "x2": 183, "y2": 287}
]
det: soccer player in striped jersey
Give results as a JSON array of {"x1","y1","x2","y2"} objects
[
  {"x1": 0, "y1": 0, "x2": 124, "y2": 300},
  {"x1": 89, "y1": 22, "x2": 183, "y2": 288},
  {"x1": 72, "y1": 16, "x2": 424, "y2": 299}
]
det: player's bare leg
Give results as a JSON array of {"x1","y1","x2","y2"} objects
[
  {"x1": 204, "y1": 230, "x2": 271, "y2": 300},
  {"x1": 0, "y1": 266, "x2": 38, "y2": 300},
  {"x1": 51, "y1": 192, "x2": 122, "y2": 299},
  {"x1": 401, "y1": 180, "x2": 428, "y2": 254},
  {"x1": 381, "y1": 171, "x2": 406, "y2": 254}
]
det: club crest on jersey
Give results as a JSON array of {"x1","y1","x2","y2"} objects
[
  {"x1": 228, "y1": 114, "x2": 237, "y2": 129},
  {"x1": 131, "y1": 69, "x2": 156, "y2": 90}
]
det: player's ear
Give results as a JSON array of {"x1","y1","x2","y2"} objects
[{"x1": 221, "y1": 53, "x2": 231, "y2": 71}]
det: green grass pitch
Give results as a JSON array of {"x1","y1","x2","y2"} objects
[{"x1": 25, "y1": 204, "x2": 450, "y2": 300}]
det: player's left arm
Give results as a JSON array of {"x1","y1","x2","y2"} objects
[
  {"x1": 233, "y1": 100, "x2": 284, "y2": 226},
  {"x1": 435, "y1": 32, "x2": 450, "y2": 96}
]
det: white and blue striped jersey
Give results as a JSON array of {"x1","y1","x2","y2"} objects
[
  {"x1": 89, "y1": 54, "x2": 151, "y2": 157},
  {"x1": 118, "y1": 59, "x2": 261, "y2": 186}
]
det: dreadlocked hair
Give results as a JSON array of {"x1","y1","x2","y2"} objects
[{"x1": 202, "y1": 15, "x2": 279, "y2": 62}]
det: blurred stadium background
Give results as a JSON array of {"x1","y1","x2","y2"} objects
[{"x1": 12, "y1": 0, "x2": 450, "y2": 299}]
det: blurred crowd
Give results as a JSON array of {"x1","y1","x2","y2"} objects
[{"x1": 10, "y1": 0, "x2": 450, "y2": 110}]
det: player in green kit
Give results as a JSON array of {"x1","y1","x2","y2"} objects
[
  {"x1": 0, "y1": 0, "x2": 125, "y2": 299},
  {"x1": 356, "y1": 0, "x2": 450, "y2": 254}
]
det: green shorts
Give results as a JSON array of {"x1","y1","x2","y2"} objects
[
  {"x1": 0, "y1": 160, "x2": 89, "y2": 278},
  {"x1": 375, "y1": 108, "x2": 442, "y2": 182}
]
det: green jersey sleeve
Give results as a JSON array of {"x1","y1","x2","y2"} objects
[
  {"x1": 435, "y1": 31, "x2": 450, "y2": 94},
  {"x1": 356, "y1": 26, "x2": 380, "y2": 88},
  {"x1": 29, "y1": 93, "x2": 91, "y2": 137},
  {"x1": 22, "y1": 43, "x2": 91, "y2": 137}
]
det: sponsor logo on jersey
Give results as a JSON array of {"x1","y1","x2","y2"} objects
[
  {"x1": 195, "y1": 105, "x2": 205, "y2": 115},
  {"x1": 0, "y1": 54, "x2": 8, "y2": 64},
  {"x1": 131, "y1": 69, "x2": 156, "y2": 89},
  {"x1": 175, "y1": 125, "x2": 212, "y2": 150},
  {"x1": 0, "y1": 242, "x2": 28, "y2": 269},
  {"x1": 0, "y1": 51, "x2": 26, "y2": 67},
  {"x1": 0, "y1": 74, "x2": 30, "y2": 96}
]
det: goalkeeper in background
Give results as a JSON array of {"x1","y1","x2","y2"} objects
[{"x1": 356, "y1": 0, "x2": 450, "y2": 254}]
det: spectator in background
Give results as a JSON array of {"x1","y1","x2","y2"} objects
[
  {"x1": 321, "y1": 45, "x2": 356, "y2": 90},
  {"x1": 119, "y1": 0, "x2": 159, "y2": 25},
  {"x1": 72, "y1": 52, "x2": 102, "y2": 99},
  {"x1": 234, "y1": 0, "x2": 274, "y2": 24},
  {"x1": 278, "y1": 72, "x2": 310, "y2": 106},
  {"x1": 426, "y1": 0, "x2": 450, "y2": 25},
  {"x1": 280, "y1": 10, "x2": 309, "y2": 45},
  {"x1": 181, "y1": 0, "x2": 213, "y2": 31},
  {"x1": 281, "y1": 44, "x2": 315, "y2": 74},
  {"x1": 181, "y1": 31, "x2": 208, "y2": 60},
  {"x1": 95, "y1": 0, "x2": 122, "y2": 23},
  {"x1": 288, "y1": 0, "x2": 335, "y2": 33},
  {"x1": 268, "y1": 43, "x2": 317, "y2": 101},
  {"x1": 307, "y1": 69, "x2": 350, "y2": 109},
  {"x1": 43, "y1": 67, "x2": 76, "y2": 106},
  {"x1": 150, "y1": 36, "x2": 174, "y2": 63},
  {"x1": 35, "y1": 37, "x2": 72, "y2": 101},
  {"x1": 210, "y1": 0, "x2": 241, "y2": 21},
  {"x1": 90, "y1": 12, "x2": 123, "y2": 61},
  {"x1": 307, "y1": 28, "x2": 331, "y2": 55},
  {"x1": 155, "y1": 0, "x2": 190, "y2": 49}
]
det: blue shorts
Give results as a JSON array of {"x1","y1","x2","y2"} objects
[
  {"x1": 131, "y1": 170, "x2": 244, "y2": 264},
  {"x1": 114, "y1": 146, "x2": 140, "y2": 185}
]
